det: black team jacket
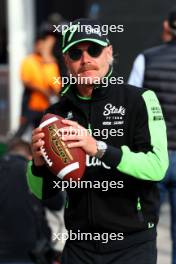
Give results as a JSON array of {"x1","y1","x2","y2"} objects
[{"x1": 27, "y1": 68, "x2": 168, "y2": 251}]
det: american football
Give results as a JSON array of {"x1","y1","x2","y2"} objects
[{"x1": 39, "y1": 113, "x2": 86, "y2": 180}]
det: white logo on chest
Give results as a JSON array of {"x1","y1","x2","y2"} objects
[{"x1": 103, "y1": 103, "x2": 125, "y2": 116}]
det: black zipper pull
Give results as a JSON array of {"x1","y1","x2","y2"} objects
[
  {"x1": 137, "y1": 197, "x2": 144, "y2": 222},
  {"x1": 65, "y1": 196, "x2": 69, "y2": 209},
  {"x1": 88, "y1": 123, "x2": 92, "y2": 134}
]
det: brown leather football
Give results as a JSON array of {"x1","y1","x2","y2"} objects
[{"x1": 39, "y1": 113, "x2": 86, "y2": 181}]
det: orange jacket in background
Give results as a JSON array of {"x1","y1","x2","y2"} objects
[{"x1": 21, "y1": 54, "x2": 62, "y2": 112}]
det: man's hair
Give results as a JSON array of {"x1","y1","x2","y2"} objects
[{"x1": 7, "y1": 138, "x2": 32, "y2": 157}]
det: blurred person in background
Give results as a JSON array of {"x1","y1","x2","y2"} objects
[
  {"x1": 0, "y1": 139, "x2": 64, "y2": 264},
  {"x1": 128, "y1": 6, "x2": 176, "y2": 264},
  {"x1": 15, "y1": 31, "x2": 62, "y2": 138},
  {"x1": 39, "y1": 13, "x2": 68, "y2": 78}
]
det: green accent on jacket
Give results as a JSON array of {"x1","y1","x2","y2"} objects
[{"x1": 117, "y1": 90, "x2": 169, "y2": 181}]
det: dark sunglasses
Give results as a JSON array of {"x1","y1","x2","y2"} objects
[{"x1": 68, "y1": 44, "x2": 104, "y2": 61}]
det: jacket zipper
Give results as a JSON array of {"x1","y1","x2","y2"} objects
[
  {"x1": 87, "y1": 102, "x2": 95, "y2": 228},
  {"x1": 64, "y1": 92, "x2": 95, "y2": 228}
]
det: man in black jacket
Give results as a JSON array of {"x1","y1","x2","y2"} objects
[{"x1": 27, "y1": 18, "x2": 169, "y2": 264}]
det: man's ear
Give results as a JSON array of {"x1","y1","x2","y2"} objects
[
  {"x1": 162, "y1": 20, "x2": 172, "y2": 42},
  {"x1": 107, "y1": 45, "x2": 113, "y2": 58},
  {"x1": 106, "y1": 45, "x2": 113, "y2": 64}
]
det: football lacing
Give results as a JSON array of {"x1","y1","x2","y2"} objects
[{"x1": 40, "y1": 146, "x2": 53, "y2": 167}]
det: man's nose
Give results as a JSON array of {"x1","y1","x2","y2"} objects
[{"x1": 80, "y1": 50, "x2": 92, "y2": 64}]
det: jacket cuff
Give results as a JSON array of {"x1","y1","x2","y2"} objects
[
  {"x1": 31, "y1": 161, "x2": 49, "y2": 177},
  {"x1": 100, "y1": 144, "x2": 122, "y2": 168}
]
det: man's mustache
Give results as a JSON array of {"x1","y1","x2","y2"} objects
[{"x1": 78, "y1": 65, "x2": 99, "y2": 73}]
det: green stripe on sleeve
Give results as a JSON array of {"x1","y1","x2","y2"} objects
[
  {"x1": 117, "y1": 90, "x2": 169, "y2": 181},
  {"x1": 27, "y1": 161, "x2": 43, "y2": 199}
]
